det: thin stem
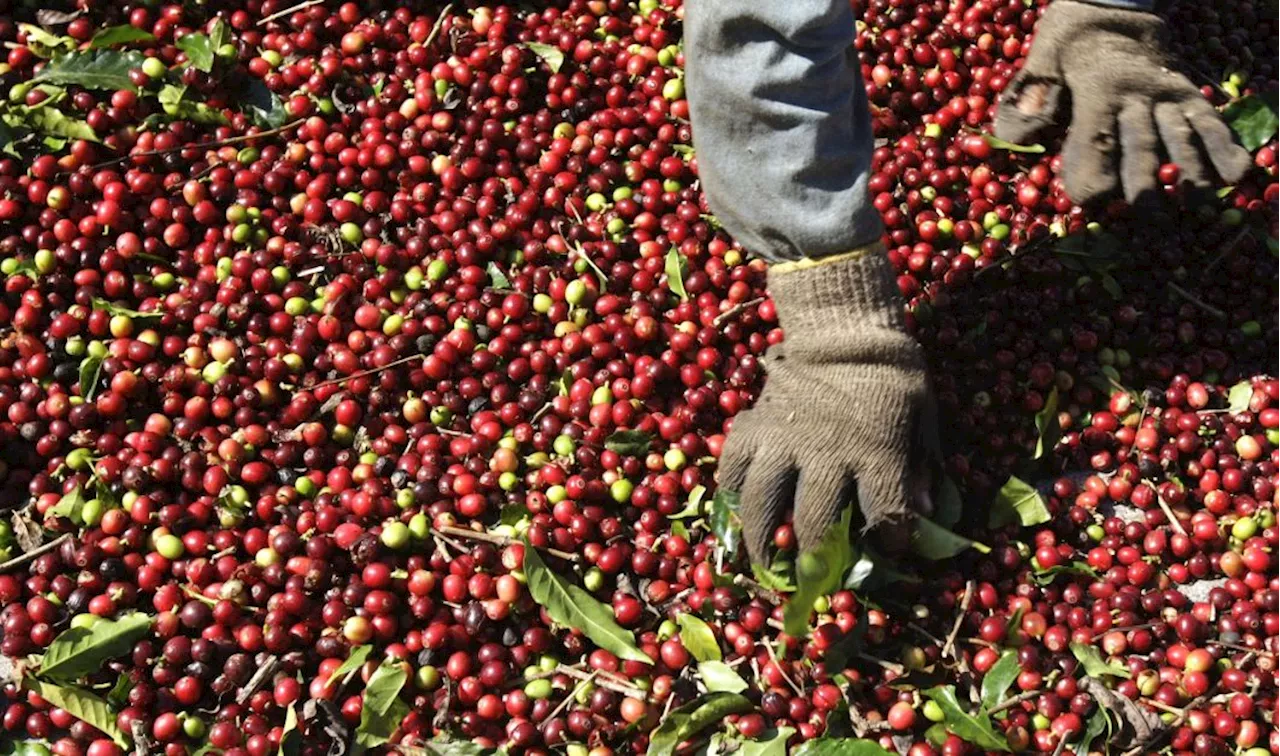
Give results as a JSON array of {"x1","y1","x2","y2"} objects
[
  {"x1": 712, "y1": 297, "x2": 765, "y2": 329},
  {"x1": 988, "y1": 688, "x2": 1043, "y2": 716},
  {"x1": 0, "y1": 534, "x2": 71, "y2": 574},
  {"x1": 91, "y1": 119, "x2": 306, "y2": 170},
  {"x1": 432, "y1": 525, "x2": 579, "y2": 562},
  {"x1": 257, "y1": 0, "x2": 324, "y2": 26},
  {"x1": 307, "y1": 353, "x2": 424, "y2": 391},
  {"x1": 1167, "y1": 282, "x2": 1227, "y2": 321},
  {"x1": 423, "y1": 4, "x2": 455, "y2": 49},
  {"x1": 942, "y1": 580, "x2": 974, "y2": 660}
]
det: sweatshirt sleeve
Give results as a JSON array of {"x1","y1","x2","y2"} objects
[
  {"x1": 1075, "y1": 0, "x2": 1155, "y2": 9},
  {"x1": 684, "y1": 0, "x2": 883, "y2": 263}
]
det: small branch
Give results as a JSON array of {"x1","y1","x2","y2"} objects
[
  {"x1": 91, "y1": 120, "x2": 305, "y2": 170},
  {"x1": 1167, "y1": 282, "x2": 1227, "y2": 321},
  {"x1": 765, "y1": 638, "x2": 805, "y2": 699},
  {"x1": 712, "y1": 297, "x2": 765, "y2": 330},
  {"x1": 307, "y1": 353, "x2": 424, "y2": 391},
  {"x1": 0, "y1": 534, "x2": 70, "y2": 574},
  {"x1": 557, "y1": 664, "x2": 645, "y2": 699},
  {"x1": 942, "y1": 581, "x2": 974, "y2": 661},
  {"x1": 857, "y1": 652, "x2": 905, "y2": 676},
  {"x1": 1156, "y1": 494, "x2": 1189, "y2": 537},
  {"x1": 432, "y1": 525, "x2": 579, "y2": 562},
  {"x1": 907, "y1": 622, "x2": 945, "y2": 646},
  {"x1": 257, "y1": 0, "x2": 324, "y2": 26},
  {"x1": 988, "y1": 688, "x2": 1043, "y2": 716},
  {"x1": 423, "y1": 3, "x2": 455, "y2": 49},
  {"x1": 236, "y1": 654, "x2": 280, "y2": 704},
  {"x1": 545, "y1": 670, "x2": 596, "y2": 722},
  {"x1": 731, "y1": 573, "x2": 781, "y2": 605}
]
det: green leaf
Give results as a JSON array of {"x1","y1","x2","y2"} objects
[
  {"x1": 981, "y1": 133, "x2": 1046, "y2": 154},
  {"x1": 1073, "y1": 708, "x2": 1110, "y2": 753},
  {"x1": 1223, "y1": 93, "x2": 1279, "y2": 153},
  {"x1": 1227, "y1": 382, "x2": 1253, "y2": 413},
  {"x1": 352, "y1": 661, "x2": 409, "y2": 753},
  {"x1": 933, "y1": 476, "x2": 963, "y2": 530},
  {"x1": 326, "y1": 644, "x2": 372, "y2": 689},
  {"x1": 177, "y1": 33, "x2": 215, "y2": 72},
  {"x1": 924, "y1": 724, "x2": 949, "y2": 747},
  {"x1": 208, "y1": 19, "x2": 232, "y2": 51},
  {"x1": 751, "y1": 560, "x2": 796, "y2": 593},
  {"x1": 16, "y1": 105, "x2": 99, "y2": 143},
  {"x1": 157, "y1": 85, "x2": 228, "y2": 126},
  {"x1": 922, "y1": 686, "x2": 1009, "y2": 751},
  {"x1": 783, "y1": 506, "x2": 854, "y2": 637},
  {"x1": 523, "y1": 543, "x2": 652, "y2": 664},
  {"x1": 499, "y1": 503, "x2": 529, "y2": 527},
  {"x1": 88, "y1": 25, "x2": 156, "y2": 49},
  {"x1": 709, "y1": 490, "x2": 742, "y2": 560},
  {"x1": 1100, "y1": 273, "x2": 1123, "y2": 301},
  {"x1": 105, "y1": 673, "x2": 133, "y2": 709},
  {"x1": 603, "y1": 429, "x2": 653, "y2": 457},
  {"x1": 647, "y1": 693, "x2": 752, "y2": 756},
  {"x1": 17, "y1": 25, "x2": 75, "y2": 58},
  {"x1": 677, "y1": 613, "x2": 720, "y2": 662},
  {"x1": 670, "y1": 485, "x2": 708, "y2": 519},
  {"x1": 792, "y1": 738, "x2": 896, "y2": 756},
  {"x1": 665, "y1": 248, "x2": 688, "y2": 301},
  {"x1": 361, "y1": 661, "x2": 407, "y2": 718},
  {"x1": 525, "y1": 42, "x2": 565, "y2": 74},
  {"x1": 486, "y1": 262, "x2": 511, "y2": 290},
  {"x1": 912, "y1": 517, "x2": 988, "y2": 560},
  {"x1": 412, "y1": 737, "x2": 495, "y2": 756},
  {"x1": 24, "y1": 679, "x2": 128, "y2": 747},
  {"x1": 39, "y1": 613, "x2": 152, "y2": 682},
  {"x1": 33, "y1": 50, "x2": 144, "y2": 91},
  {"x1": 0, "y1": 741, "x2": 52, "y2": 756},
  {"x1": 278, "y1": 703, "x2": 300, "y2": 756},
  {"x1": 988, "y1": 476, "x2": 1051, "y2": 529},
  {"x1": 1069, "y1": 642, "x2": 1131, "y2": 679},
  {"x1": 77, "y1": 355, "x2": 103, "y2": 401},
  {"x1": 1031, "y1": 561, "x2": 1099, "y2": 586},
  {"x1": 697, "y1": 661, "x2": 747, "y2": 693},
  {"x1": 739, "y1": 728, "x2": 795, "y2": 756},
  {"x1": 49, "y1": 485, "x2": 87, "y2": 525},
  {"x1": 241, "y1": 79, "x2": 289, "y2": 129},
  {"x1": 980, "y1": 650, "x2": 1020, "y2": 710},
  {"x1": 1032, "y1": 387, "x2": 1061, "y2": 461},
  {"x1": 843, "y1": 545, "x2": 916, "y2": 592},
  {"x1": 91, "y1": 297, "x2": 162, "y2": 319}
]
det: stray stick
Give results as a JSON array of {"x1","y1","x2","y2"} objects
[
  {"x1": 0, "y1": 534, "x2": 70, "y2": 574},
  {"x1": 941, "y1": 580, "x2": 974, "y2": 661}
]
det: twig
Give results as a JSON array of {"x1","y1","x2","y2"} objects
[
  {"x1": 1156, "y1": 494, "x2": 1189, "y2": 537},
  {"x1": 0, "y1": 534, "x2": 70, "y2": 574},
  {"x1": 91, "y1": 120, "x2": 305, "y2": 169},
  {"x1": 1214, "y1": 640, "x2": 1276, "y2": 658},
  {"x1": 236, "y1": 654, "x2": 280, "y2": 704},
  {"x1": 1119, "y1": 688, "x2": 1216, "y2": 756},
  {"x1": 908, "y1": 622, "x2": 945, "y2": 646},
  {"x1": 1167, "y1": 282, "x2": 1227, "y2": 321},
  {"x1": 1146, "y1": 700, "x2": 1185, "y2": 716},
  {"x1": 432, "y1": 525, "x2": 579, "y2": 562},
  {"x1": 423, "y1": 4, "x2": 455, "y2": 49},
  {"x1": 1091, "y1": 622, "x2": 1160, "y2": 642},
  {"x1": 433, "y1": 533, "x2": 468, "y2": 555},
  {"x1": 1049, "y1": 728, "x2": 1070, "y2": 756},
  {"x1": 988, "y1": 688, "x2": 1043, "y2": 716},
  {"x1": 857, "y1": 652, "x2": 905, "y2": 675},
  {"x1": 131, "y1": 720, "x2": 153, "y2": 756},
  {"x1": 557, "y1": 665, "x2": 645, "y2": 699},
  {"x1": 731, "y1": 573, "x2": 781, "y2": 605},
  {"x1": 765, "y1": 639, "x2": 804, "y2": 698},
  {"x1": 942, "y1": 581, "x2": 974, "y2": 661},
  {"x1": 257, "y1": 0, "x2": 324, "y2": 26},
  {"x1": 1202, "y1": 226, "x2": 1252, "y2": 275},
  {"x1": 545, "y1": 671, "x2": 596, "y2": 722},
  {"x1": 307, "y1": 353, "x2": 424, "y2": 391},
  {"x1": 712, "y1": 297, "x2": 765, "y2": 329}
]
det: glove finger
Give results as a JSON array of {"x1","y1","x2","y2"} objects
[
  {"x1": 1117, "y1": 100, "x2": 1161, "y2": 207},
  {"x1": 1061, "y1": 96, "x2": 1120, "y2": 205},
  {"x1": 739, "y1": 449, "x2": 797, "y2": 566},
  {"x1": 909, "y1": 393, "x2": 942, "y2": 519},
  {"x1": 854, "y1": 459, "x2": 913, "y2": 555},
  {"x1": 1184, "y1": 97, "x2": 1253, "y2": 184},
  {"x1": 994, "y1": 75, "x2": 1065, "y2": 147},
  {"x1": 1153, "y1": 101, "x2": 1211, "y2": 189},
  {"x1": 792, "y1": 461, "x2": 855, "y2": 555},
  {"x1": 993, "y1": 27, "x2": 1065, "y2": 146},
  {"x1": 716, "y1": 424, "x2": 757, "y2": 495}
]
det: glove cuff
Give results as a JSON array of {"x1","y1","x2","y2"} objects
[{"x1": 767, "y1": 240, "x2": 908, "y2": 341}]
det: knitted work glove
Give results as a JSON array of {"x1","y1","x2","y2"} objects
[
  {"x1": 719, "y1": 244, "x2": 937, "y2": 562},
  {"x1": 994, "y1": 0, "x2": 1251, "y2": 206}
]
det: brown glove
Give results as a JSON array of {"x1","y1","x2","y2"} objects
[
  {"x1": 719, "y1": 244, "x2": 937, "y2": 563},
  {"x1": 994, "y1": 0, "x2": 1252, "y2": 206}
]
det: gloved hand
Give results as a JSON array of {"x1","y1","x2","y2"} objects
[
  {"x1": 994, "y1": 0, "x2": 1252, "y2": 206},
  {"x1": 719, "y1": 245, "x2": 937, "y2": 563}
]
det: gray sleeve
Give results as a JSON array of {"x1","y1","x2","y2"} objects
[
  {"x1": 1079, "y1": 0, "x2": 1155, "y2": 9},
  {"x1": 684, "y1": 0, "x2": 883, "y2": 263}
]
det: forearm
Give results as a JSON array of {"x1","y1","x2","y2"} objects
[{"x1": 684, "y1": 0, "x2": 882, "y2": 263}]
